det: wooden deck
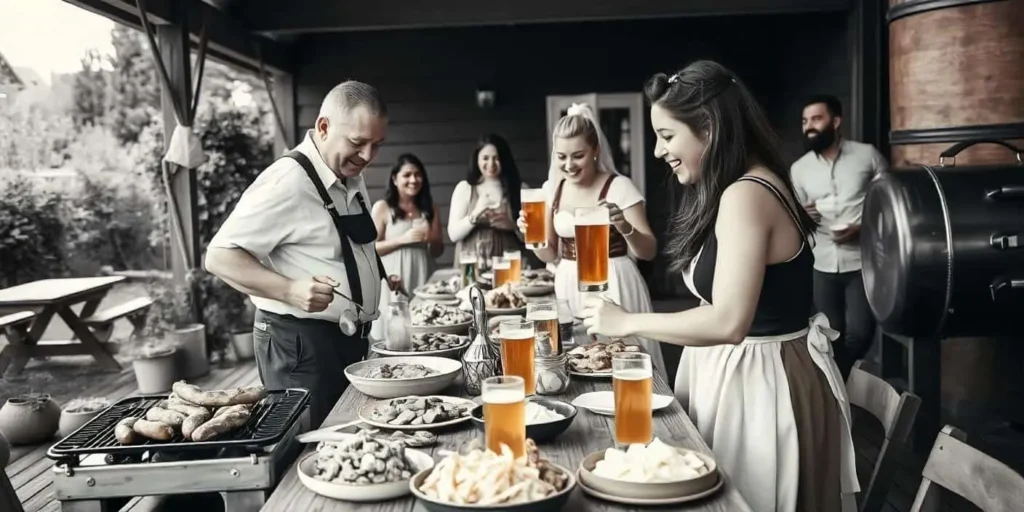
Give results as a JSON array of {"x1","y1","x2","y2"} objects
[{"x1": 5, "y1": 359, "x2": 259, "y2": 512}]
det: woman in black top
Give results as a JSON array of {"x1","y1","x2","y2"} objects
[{"x1": 581, "y1": 60, "x2": 858, "y2": 512}]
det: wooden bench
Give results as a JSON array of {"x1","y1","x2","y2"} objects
[
  {"x1": 81, "y1": 296, "x2": 154, "y2": 342},
  {"x1": 0, "y1": 311, "x2": 35, "y2": 344}
]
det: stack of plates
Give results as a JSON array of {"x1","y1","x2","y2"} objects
[{"x1": 576, "y1": 447, "x2": 724, "y2": 505}]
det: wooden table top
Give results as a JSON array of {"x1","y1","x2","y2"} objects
[
  {"x1": 262, "y1": 270, "x2": 751, "y2": 512},
  {"x1": 0, "y1": 276, "x2": 125, "y2": 306}
]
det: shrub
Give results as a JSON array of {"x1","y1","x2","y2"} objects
[{"x1": 0, "y1": 176, "x2": 67, "y2": 287}]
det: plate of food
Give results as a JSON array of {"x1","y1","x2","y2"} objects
[
  {"x1": 410, "y1": 439, "x2": 576, "y2": 511},
  {"x1": 411, "y1": 303, "x2": 473, "y2": 335},
  {"x1": 484, "y1": 283, "x2": 527, "y2": 315},
  {"x1": 577, "y1": 438, "x2": 722, "y2": 504},
  {"x1": 414, "y1": 276, "x2": 463, "y2": 300},
  {"x1": 571, "y1": 391, "x2": 674, "y2": 416},
  {"x1": 358, "y1": 395, "x2": 475, "y2": 431},
  {"x1": 567, "y1": 340, "x2": 644, "y2": 377},
  {"x1": 371, "y1": 333, "x2": 470, "y2": 359},
  {"x1": 514, "y1": 269, "x2": 556, "y2": 296},
  {"x1": 344, "y1": 357, "x2": 463, "y2": 399},
  {"x1": 297, "y1": 430, "x2": 435, "y2": 502}
]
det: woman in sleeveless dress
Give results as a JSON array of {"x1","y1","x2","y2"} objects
[
  {"x1": 518, "y1": 104, "x2": 666, "y2": 377},
  {"x1": 370, "y1": 154, "x2": 443, "y2": 342},
  {"x1": 581, "y1": 61, "x2": 858, "y2": 512},
  {"x1": 448, "y1": 134, "x2": 524, "y2": 269}
]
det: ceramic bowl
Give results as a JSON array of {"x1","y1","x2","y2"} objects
[
  {"x1": 297, "y1": 445, "x2": 435, "y2": 502},
  {"x1": 409, "y1": 461, "x2": 576, "y2": 512},
  {"x1": 469, "y1": 397, "x2": 576, "y2": 444},
  {"x1": 370, "y1": 335, "x2": 470, "y2": 360},
  {"x1": 344, "y1": 356, "x2": 462, "y2": 399},
  {"x1": 577, "y1": 446, "x2": 719, "y2": 500}
]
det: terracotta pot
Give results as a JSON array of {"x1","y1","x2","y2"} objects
[
  {"x1": 0, "y1": 431, "x2": 9, "y2": 468},
  {"x1": 0, "y1": 394, "x2": 61, "y2": 445},
  {"x1": 59, "y1": 409, "x2": 103, "y2": 438},
  {"x1": 232, "y1": 331, "x2": 254, "y2": 361},
  {"x1": 133, "y1": 347, "x2": 179, "y2": 394}
]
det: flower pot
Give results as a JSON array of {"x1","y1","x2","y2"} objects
[
  {"x1": 171, "y1": 323, "x2": 209, "y2": 379},
  {"x1": 0, "y1": 432, "x2": 10, "y2": 468},
  {"x1": 59, "y1": 409, "x2": 102, "y2": 438},
  {"x1": 231, "y1": 331, "x2": 254, "y2": 361},
  {"x1": 133, "y1": 347, "x2": 178, "y2": 394},
  {"x1": 0, "y1": 394, "x2": 61, "y2": 445}
]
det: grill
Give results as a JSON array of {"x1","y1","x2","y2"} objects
[{"x1": 48, "y1": 388, "x2": 309, "y2": 461}]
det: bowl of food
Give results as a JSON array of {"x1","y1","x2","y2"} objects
[
  {"x1": 344, "y1": 356, "x2": 463, "y2": 399},
  {"x1": 410, "y1": 439, "x2": 575, "y2": 512},
  {"x1": 578, "y1": 438, "x2": 719, "y2": 500},
  {"x1": 411, "y1": 303, "x2": 473, "y2": 335},
  {"x1": 370, "y1": 333, "x2": 470, "y2": 359},
  {"x1": 514, "y1": 269, "x2": 555, "y2": 296},
  {"x1": 360, "y1": 395, "x2": 474, "y2": 431},
  {"x1": 567, "y1": 340, "x2": 644, "y2": 377},
  {"x1": 414, "y1": 277, "x2": 463, "y2": 301},
  {"x1": 297, "y1": 430, "x2": 435, "y2": 502},
  {"x1": 469, "y1": 397, "x2": 576, "y2": 444}
]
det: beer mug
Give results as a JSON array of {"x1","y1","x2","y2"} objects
[
  {"x1": 458, "y1": 246, "x2": 479, "y2": 287},
  {"x1": 503, "y1": 250, "x2": 522, "y2": 284},
  {"x1": 521, "y1": 188, "x2": 548, "y2": 249},
  {"x1": 526, "y1": 298, "x2": 560, "y2": 355},
  {"x1": 482, "y1": 375, "x2": 526, "y2": 457},
  {"x1": 492, "y1": 256, "x2": 514, "y2": 287},
  {"x1": 574, "y1": 206, "x2": 610, "y2": 292},
  {"x1": 612, "y1": 352, "x2": 653, "y2": 446},
  {"x1": 498, "y1": 318, "x2": 536, "y2": 395}
]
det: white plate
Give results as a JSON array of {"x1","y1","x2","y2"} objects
[
  {"x1": 414, "y1": 290, "x2": 459, "y2": 302},
  {"x1": 486, "y1": 306, "x2": 527, "y2": 316},
  {"x1": 358, "y1": 395, "x2": 475, "y2": 431},
  {"x1": 345, "y1": 356, "x2": 463, "y2": 399},
  {"x1": 569, "y1": 369, "x2": 613, "y2": 379},
  {"x1": 296, "y1": 441, "x2": 435, "y2": 502},
  {"x1": 370, "y1": 336, "x2": 470, "y2": 359},
  {"x1": 576, "y1": 468, "x2": 724, "y2": 506},
  {"x1": 571, "y1": 391, "x2": 675, "y2": 416},
  {"x1": 409, "y1": 320, "x2": 472, "y2": 335},
  {"x1": 515, "y1": 283, "x2": 555, "y2": 296}
]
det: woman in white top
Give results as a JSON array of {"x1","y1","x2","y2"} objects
[
  {"x1": 370, "y1": 153, "x2": 443, "y2": 342},
  {"x1": 448, "y1": 134, "x2": 524, "y2": 268},
  {"x1": 518, "y1": 103, "x2": 665, "y2": 376}
]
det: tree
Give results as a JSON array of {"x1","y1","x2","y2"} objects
[
  {"x1": 105, "y1": 24, "x2": 161, "y2": 145},
  {"x1": 71, "y1": 50, "x2": 107, "y2": 128}
]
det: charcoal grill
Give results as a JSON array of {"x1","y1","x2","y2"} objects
[{"x1": 47, "y1": 389, "x2": 310, "y2": 512}]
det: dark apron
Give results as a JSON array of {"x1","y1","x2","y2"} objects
[{"x1": 252, "y1": 151, "x2": 389, "y2": 427}]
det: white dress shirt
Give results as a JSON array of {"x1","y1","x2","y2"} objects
[
  {"x1": 208, "y1": 131, "x2": 382, "y2": 323},
  {"x1": 791, "y1": 138, "x2": 889, "y2": 273}
]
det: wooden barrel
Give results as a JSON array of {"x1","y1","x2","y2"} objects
[{"x1": 888, "y1": 0, "x2": 1024, "y2": 167}]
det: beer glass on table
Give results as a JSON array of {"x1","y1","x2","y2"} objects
[
  {"x1": 521, "y1": 188, "x2": 548, "y2": 249},
  {"x1": 557, "y1": 299, "x2": 576, "y2": 350},
  {"x1": 574, "y1": 206, "x2": 610, "y2": 292},
  {"x1": 498, "y1": 318, "x2": 536, "y2": 395},
  {"x1": 526, "y1": 298, "x2": 560, "y2": 355},
  {"x1": 613, "y1": 352, "x2": 653, "y2": 446},
  {"x1": 482, "y1": 375, "x2": 526, "y2": 458},
  {"x1": 457, "y1": 247, "x2": 479, "y2": 288},
  {"x1": 503, "y1": 250, "x2": 523, "y2": 285},
  {"x1": 492, "y1": 256, "x2": 514, "y2": 287}
]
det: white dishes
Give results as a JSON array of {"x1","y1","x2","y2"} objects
[
  {"x1": 296, "y1": 440, "x2": 435, "y2": 502},
  {"x1": 369, "y1": 335, "x2": 470, "y2": 359},
  {"x1": 344, "y1": 356, "x2": 462, "y2": 399},
  {"x1": 571, "y1": 391, "x2": 674, "y2": 416},
  {"x1": 515, "y1": 283, "x2": 555, "y2": 296},
  {"x1": 487, "y1": 306, "x2": 527, "y2": 316},
  {"x1": 358, "y1": 395, "x2": 474, "y2": 431},
  {"x1": 577, "y1": 443, "x2": 722, "y2": 505}
]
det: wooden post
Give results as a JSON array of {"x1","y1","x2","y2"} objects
[{"x1": 271, "y1": 71, "x2": 296, "y2": 155}]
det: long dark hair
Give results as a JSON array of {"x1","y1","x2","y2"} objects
[
  {"x1": 644, "y1": 60, "x2": 816, "y2": 272},
  {"x1": 466, "y1": 134, "x2": 522, "y2": 215},
  {"x1": 384, "y1": 153, "x2": 435, "y2": 222}
]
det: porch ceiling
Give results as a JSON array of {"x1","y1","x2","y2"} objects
[{"x1": 238, "y1": 0, "x2": 853, "y2": 34}]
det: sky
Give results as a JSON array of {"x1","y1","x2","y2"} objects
[{"x1": 0, "y1": 0, "x2": 115, "y2": 82}]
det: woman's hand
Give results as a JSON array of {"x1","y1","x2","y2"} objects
[
  {"x1": 600, "y1": 200, "x2": 632, "y2": 235},
  {"x1": 580, "y1": 295, "x2": 632, "y2": 338},
  {"x1": 516, "y1": 209, "x2": 528, "y2": 235},
  {"x1": 469, "y1": 202, "x2": 492, "y2": 225},
  {"x1": 401, "y1": 225, "x2": 429, "y2": 245}
]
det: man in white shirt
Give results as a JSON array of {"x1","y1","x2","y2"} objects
[
  {"x1": 791, "y1": 95, "x2": 888, "y2": 379},
  {"x1": 205, "y1": 81, "x2": 403, "y2": 426}
]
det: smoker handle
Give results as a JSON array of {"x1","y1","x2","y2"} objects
[
  {"x1": 989, "y1": 277, "x2": 1024, "y2": 302},
  {"x1": 986, "y1": 186, "x2": 1024, "y2": 201},
  {"x1": 939, "y1": 140, "x2": 1024, "y2": 167}
]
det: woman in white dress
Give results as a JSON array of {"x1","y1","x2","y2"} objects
[
  {"x1": 370, "y1": 154, "x2": 443, "y2": 342},
  {"x1": 581, "y1": 61, "x2": 857, "y2": 512},
  {"x1": 517, "y1": 103, "x2": 665, "y2": 376}
]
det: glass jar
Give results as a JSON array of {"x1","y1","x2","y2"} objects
[
  {"x1": 534, "y1": 352, "x2": 570, "y2": 395},
  {"x1": 385, "y1": 300, "x2": 412, "y2": 351}
]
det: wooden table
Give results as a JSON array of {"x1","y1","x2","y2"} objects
[
  {"x1": 263, "y1": 271, "x2": 751, "y2": 511},
  {"x1": 0, "y1": 276, "x2": 126, "y2": 374}
]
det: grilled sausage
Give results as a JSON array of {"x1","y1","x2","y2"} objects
[
  {"x1": 132, "y1": 419, "x2": 175, "y2": 441},
  {"x1": 115, "y1": 417, "x2": 140, "y2": 444},
  {"x1": 191, "y1": 410, "x2": 251, "y2": 442},
  {"x1": 172, "y1": 381, "x2": 267, "y2": 407},
  {"x1": 163, "y1": 398, "x2": 210, "y2": 418},
  {"x1": 146, "y1": 407, "x2": 186, "y2": 428},
  {"x1": 212, "y1": 404, "x2": 251, "y2": 419},
  {"x1": 181, "y1": 409, "x2": 212, "y2": 440}
]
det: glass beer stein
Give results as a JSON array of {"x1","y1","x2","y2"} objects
[
  {"x1": 526, "y1": 298, "x2": 560, "y2": 355},
  {"x1": 612, "y1": 352, "x2": 653, "y2": 446},
  {"x1": 492, "y1": 256, "x2": 514, "y2": 288},
  {"x1": 498, "y1": 318, "x2": 536, "y2": 395},
  {"x1": 521, "y1": 188, "x2": 548, "y2": 249},
  {"x1": 482, "y1": 375, "x2": 526, "y2": 457},
  {"x1": 574, "y1": 206, "x2": 610, "y2": 292},
  {"x1": 503, "y1": 250, "x2": 522, "y2": 285}
]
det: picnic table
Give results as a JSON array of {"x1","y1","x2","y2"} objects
[
  {"x1": 0, "y1": 276, "x2": 139, "y2": 375},
  {"x1": 262, "y1": 270, "x2": 752, "y2": 511}
]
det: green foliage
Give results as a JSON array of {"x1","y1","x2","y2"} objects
[
  {"x1": 104, "y1": 25, "x2": 162, "y2": 145},
  {"x1": 0, "y1": 176, "x2": 67, "y2": 288}
]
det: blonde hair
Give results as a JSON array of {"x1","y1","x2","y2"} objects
[{"x1": 552, "y1": 103, "x2": 599, "y2": 149}]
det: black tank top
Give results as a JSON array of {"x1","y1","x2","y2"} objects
[{"x1": 684, "y1": 176, "x2": 813, "y2": 336}]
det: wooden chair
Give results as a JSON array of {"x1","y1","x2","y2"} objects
[
  {"x1": 846, "y1": 359, "x2": 922, "y2": 512},
  {"x1": 910, "y1": 425, "x2": 1024, "y2": 512}
]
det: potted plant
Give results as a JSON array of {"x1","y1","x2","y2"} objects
[
  {"x1": 129, "y1": 280, "x2": 184, "y2": 393},
  {"x1": 0, "y1": 393, "x2": 61, "y2": 445},
  {"x1": 147, "y1": 276, "x2": 209, "y2": 379},
  {"x1": 231, "y1": 297, "x2": 256, "y2": 361},
  {"x1": 197, "y1": 273, "x2": 247, "y2": 365},
  {"x1": 59, "y1": 397, "x2": 111, "y2": 438}
]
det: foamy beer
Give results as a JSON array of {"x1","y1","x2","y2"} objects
[
  {"x1": 521, "y1": 188, "x2": 548, "y2": 249},
  {"x1": 526, "y1": 298, "x2": 560, "y2": 355},
  {"x1": 492, "y1": 257, "x2": 514, "y2": 287},
  {"x1": 482, "y1": 375, "x2": 526, "y2": 458},
  {"x1": 503, "y1": 250, "x2": 522, "y2": 284},
  {"x1": 574, "y1": 206, "x2": 610, "y2": 292},
  {"x1": 612, "y1": 352, "x2": 653, "y2": 445},
  {"x1": 499, "y1": 319, "x2": 536, "y2": 395}
]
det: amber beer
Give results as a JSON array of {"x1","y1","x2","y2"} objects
[
  {"x1": 521, "y1": 188, "x2": 548, "y2": 249},
  {"x1": 503, "y1": 250, "x2": 523, "y2": 284},
  {"x1": 492, "y1": 257, "x2": 514, "y2": 287},
  {"x1": 499, "y1": 319, "x2": 536, "y2": 395},
  {"x1": 482, "y1": 376, "x2": 526, "y2": 458},
  {"x1": 526, "y1": 299, "x2": 560, "y2": 355},
  {"x1": 574, "y1": 206, "x2": 610, "y2": 292},
  {"x1": 612, "y1": 353, "x2": 653, "y2": 445}
]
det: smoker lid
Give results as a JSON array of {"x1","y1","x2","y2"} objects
[{"x1": 861, "y1": 172, "x2": 919, "y2": 328}]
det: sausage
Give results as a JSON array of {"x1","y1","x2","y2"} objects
[
  {"x1": 172, "y1": 381, "x2": 267, "y2": 407},
  {"x1": 191, "y1": 410, "x2": 251, "y2": 442},
  {"x1": 132, "y1": 419, "x2": 175, "y2": 441},
  {"x1": 164, "y1": 398, "x2": 210, "y2": 418},
  {"x1": 145, "y1": 407, "x2": 186, "y2": 428},
  {"x1": 212, "y1": 404, "x2": 251, "y2": 419},
  {"x1": 182, "y1": 409, "x2": 212, "y2": 440},
  {"x1": 115, "y1": 417, "x2": 139, "y2": 445}
]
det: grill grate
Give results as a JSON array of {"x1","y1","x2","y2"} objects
[{"x1": 48, "y1": 388, "x2": 308, "y2": 460}]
